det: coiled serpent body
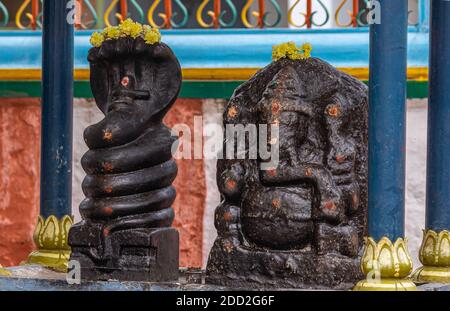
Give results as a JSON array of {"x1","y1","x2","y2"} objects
[{"x1": 79, "y1": 37, "x2": 182, "y2": 236}]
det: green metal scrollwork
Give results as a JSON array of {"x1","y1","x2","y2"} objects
[
  {"x1": 288, "y1": 0, "x2": 307, "y2": 28},
  {"x1": 289, "y1": 0, "x2": 329, "y2": 28},
  {"x1": 130, "y1": 0, "x2": 144, "y2": 24},
  {"x1": 36, "y1": 0, "x2": 44, "y2": 29},
  {"x1": 356, "y1": 0, "x2": 370, "y2": 27},
  {"x1": 149, "y1": 0, "x2": 187, "y2": 29},
  {"x1": 0, "y1": 1, "x2": 8, "y2": 27},
  {"x1": 219, "y1": 0, "x2": 237, "y2": 28},
  {"x1": 335, "y1": 0, "x2": 353, "y2": 27},
  {"x1": 77, "y1": 0, "x2": 99, "y2": 29},
  {"x1": 171, "y1": 0, "x2": 188, "y2": 29},
  {"x1": 263, "y1": 0, "x2": 282, "y2": 28},
  {"x1": 310, "y1": 0, "x2": 329, "y2": 27}
]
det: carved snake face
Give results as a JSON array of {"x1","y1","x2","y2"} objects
[{"x1": 86, "y1": 37, "x2": 182, "y2": 150}]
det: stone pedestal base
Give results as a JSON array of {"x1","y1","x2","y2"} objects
[
  {"x1": 206, "y1": 237, "x2": 362, "y2": 290},
  {"x1": 69, "y1": 222, "x2": 179, "y2": 282}
]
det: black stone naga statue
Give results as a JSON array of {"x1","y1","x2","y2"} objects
[
  {"x1": 68, "y1": 20, "x2": 182, "y2": 281},
  {"x1": 207, "y1": 43, "x2": 368, "y2": 289}
]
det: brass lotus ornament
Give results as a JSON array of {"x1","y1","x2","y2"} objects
[
  {"x1": 353, "y1": 237, "x2": 417, "y2": 291},
  {"x1": 25, "y1": 215, "x2": 73, "y2": 272},
  {"x1": 412, "y1": 229, "x2": 450, "y2": 283},
  {"x1": 0, "y1": 264, "x2": 12, "y2": 277}
]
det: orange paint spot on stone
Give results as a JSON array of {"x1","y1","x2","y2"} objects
[
  {"x1": 306, "y1": 167, "x2": 313, "y2": 177},
  {"x1": 103, "y1": 207, "x2": 113, "y2": 215},
  {"x1": 323, "y1": 201, "x2": 336, "y2": 210},
  {"x1": 121, "y1": 76, "x2": 130, "y2": 87},
  {"x1": 272, "y1": 198, "x2": 281, "y2": 208},
  {"x1": 335, "y1": 154, "x2": 346, "y2": 163},
  {"x1": 228, "y1": 106, "x2": 238, "y2": 118},
  {"x1": 105, "y1": 186, "x2": 113, "y2": 193},
  {"x1": 271, "y1": 101, "x2": 281, "y2": 115},
  {"x1": 223, "y1": 211, "x2": 233, "y2": 222},
  {"x1": 102, "y1": 162, "x2": 114, "y2": 172},
  {"x1": 223, "y1": 240, "x2": 233, "y2": 253},
  {"x1": 267, "y1": 168, "x2": 277, "y2": 177},
  {"x1": 225, "y1": 179, "x2": 237, "y2": 190},
  {"x1": 103, "y1": 129, "x2": 113, "y2": 141},
  {"x1": 327, "y1": 105, "x2": 340, "y2": 117}
]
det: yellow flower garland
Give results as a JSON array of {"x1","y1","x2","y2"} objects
[
  {"x1": 272, "y1": 41, "x2": 312, "y2": 61},
  {"x1": 143, "y1": 25, "x2": 161, "y2": 45},
  {"x1": 90, "y1": 18, "x2": 161, "y2": 47}
]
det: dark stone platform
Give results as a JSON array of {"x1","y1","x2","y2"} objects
[
  {"x1": 0, "y1": 266, "x2": 220, "y2": 291},
  {"x1": 69, "y1": 225, "x2": 179, "y2": 282},
  {"x1": 207, "y1": 237, "x2": 361, "y2": 290},
  {"x1": 1, "y1": 265, "x2": 449, "y2": 291}
]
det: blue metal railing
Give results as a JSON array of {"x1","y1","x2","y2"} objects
[
  {"x1": 368, "y1": 0, "x2": 408, "y2": 241},
  {"x1": 425, "y1": 0, "x2": 450, "y2": 232},
  {"x1": 40, "y1": 0, "x2": 73, "y2": 218},
  {"x1": 0, "y1": 0, "x2": 427, "y2": 30}
]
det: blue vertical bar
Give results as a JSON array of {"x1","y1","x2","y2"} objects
[
  {"x1": 368, "y1": 0, "x2": 408, "y2": 241},
  {"x1": 40, "y1": 0, "x2": 73, "y2": 218},
  {"x1": 425, "y1": 0, "x2": 450, "y2": 231}
]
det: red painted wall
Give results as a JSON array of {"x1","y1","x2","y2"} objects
[
  {"x1": 0, "y1": 98, "x2": 206, "y2": 268},
  {"x1": 0, "y1": 99, "x2": 40, "y2": 266},
  {"x1": 165, "y1": 99, "x2": 206, "y2": 268}
]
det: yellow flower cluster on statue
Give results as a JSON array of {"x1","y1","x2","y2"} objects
[
  {"x1": 89, "y1": 19, "x2": 161, "y2": 47},
  {"x1": 90, "y1": 32, "x2": 105, "y2": 48},
  {"x1": 143, "y1": 25, "x2": 162, "y2": 45},
  {"x1": 119, "y1": 18, "x2": 143, "y2": 38},
  {"x1": 302, "y1": 42, "x2": 312, "y2": 58},
  {"x1": 272, "y1": 41, "x2": 313, "y2": 61},
  {"x1": 102, "y1": 26, "x2": 121, "y2": 40}
]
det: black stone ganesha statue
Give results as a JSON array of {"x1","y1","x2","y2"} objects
[
  {"x1": 68, "y1": 33, "x2": 182, "y2": 281},
  {"x1": 206, "y1": 57, "x2": 368, "y2": 289}
]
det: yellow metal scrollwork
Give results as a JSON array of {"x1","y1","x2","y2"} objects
[
  {"x1": 335, "y1": 0, "x2": 353, "y2": 27},
  {"x1": 16, "y1": 0, "x2": 36, "y2": 30},
  {"x1": 149, "y1": 0, "x2": 162, "y2": 28},
  {"x1": 288, "y1": 0, "x2": 307, "y2": 28},
  {"x1": 196, "y1": 0, "x2": 214, "y2": 28},
  {"x1": 104, "y1": 0, "x2": 124, "y2": 27},
  {"x1": 149, "y1": 0, "x2": 163, "y2": 28},
  {"x1": 242, "y1": 0, "x2": 280, "y2": 28},
  {"x1": 241, "y1": 0, "x2": 259, "y2": 28}
]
